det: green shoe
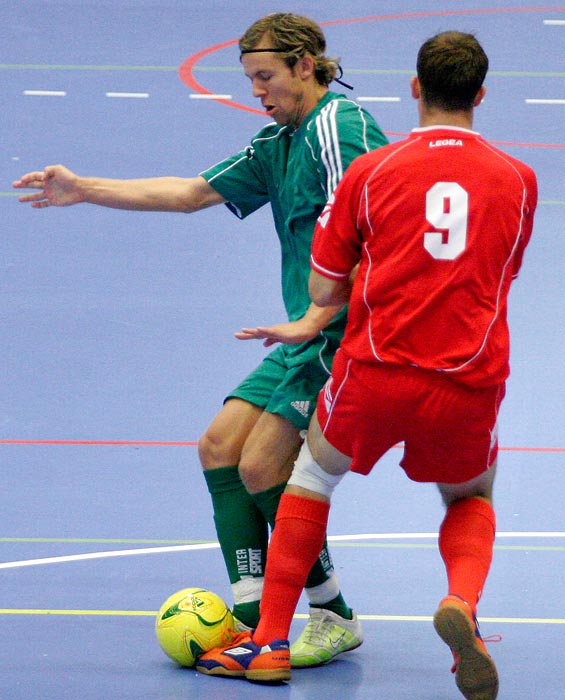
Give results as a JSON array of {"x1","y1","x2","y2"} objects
[{"x1": 290, "y1": 608, "x2": 363, "y2": 668}]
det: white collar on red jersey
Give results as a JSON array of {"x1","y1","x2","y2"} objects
[{"x1": 411, "y1": 125, "x2": 480, "y2": 136}]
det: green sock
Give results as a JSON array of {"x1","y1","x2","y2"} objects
[
  {"x1": 303, "y1": 543, "x2": 353, "y2": 620},
  {"x1": 203, "y1": 466, "x2": 267, "y2": 627},
  {"x1": 310, "y1": 594, "x2": 353, "y2": 620},
  {"x1": 249, "y1": 481, "x2": 285, "y2": 529},
  {"x1": 250, "y1": 482, "x2": 352, "y2": 619},
  {"x1": 231, "y1": 600, "x2": 260, "y2": 629}
]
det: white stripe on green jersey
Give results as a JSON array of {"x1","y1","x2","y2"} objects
[{"x1": 200, "y1": 92, "x2": 388, "y2": 348}]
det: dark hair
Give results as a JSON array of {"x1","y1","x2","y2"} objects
[
  {"x1": 417, "y1": 31, "x2": 488, "y2": 111},
  {"x1": 239, "y1": 13, "x2": 339, "y2": 86}
]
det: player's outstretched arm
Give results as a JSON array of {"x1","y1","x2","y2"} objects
[
  {"x1": 13, "y1": 165, "x2": 225, "y2": 213},
  {"x1": 14, "y1": 166, "x2": 84, "y2": 208},
  {"x1": 235, "y1": 302, "x2": 344, "y2": 346}
]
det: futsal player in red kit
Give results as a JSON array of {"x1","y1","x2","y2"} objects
[{"x1": 196, "y1": 31, "x2": 537, "y2": 700}]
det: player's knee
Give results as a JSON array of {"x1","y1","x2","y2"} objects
[
  {"x1": 237, "y1": 458, "x2": 261, "y2": 490},
  {"x1": 288, "y1": 440, "x2": 345, "y2": 498},
  {"x1": 197, "y1": 431, "x2": 216, "y2": 470},
  {"x1": 238, "y1": 454, "x2": 293, "y2": 493},
  {"x1": 198, "y1": 427, "x2": 240, "y2": 470}
]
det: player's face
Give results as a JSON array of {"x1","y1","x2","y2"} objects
[{"x1": 242, "y1": 40, "x2": 318, "y2": 129}]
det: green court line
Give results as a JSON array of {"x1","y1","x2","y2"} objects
[
  {"x1": 1, "y1": 537, "x2": 563, "y2": 553},
  {"x1": 0, "y1": 609, "x2": 562, "y2": 624},
  {"x1": 2, "y1": 64, "x2": 565, "y2": 78},
  {"x1": 332, "y1": 543, "x2": 565, "y2": 552},
  {"x1": 357, "y1": 614, "x2": 565, "y2": 624},
  {"x1": 350, "y1": 69, "x2": 565, "y2": 78}
]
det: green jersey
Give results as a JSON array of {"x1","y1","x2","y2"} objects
[{"x1": 201, "y1": 91, "x2": 388, "y2": 357}]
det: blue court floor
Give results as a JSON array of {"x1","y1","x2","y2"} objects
[{"x1": 1, "y1": 2, "x2": 564, "y2": 699}]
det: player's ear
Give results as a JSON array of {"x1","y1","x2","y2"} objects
[
  {"x1": 473, "y1": 86, "x2": 486, "y2": 106},
  {"x1": 297, "y1": 53, "x2": 316, "y2": 80},
  {"x1": 410, "y1": 76, "x2": 420, "y2": 100}
]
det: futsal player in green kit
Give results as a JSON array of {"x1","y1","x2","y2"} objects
[{"x1": 13, "y1": 13, "x2": 388, "y2": 665}]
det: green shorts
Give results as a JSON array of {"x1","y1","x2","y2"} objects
[{"x1": 226, "y1": 342, "x2": 336, "y2": 431}]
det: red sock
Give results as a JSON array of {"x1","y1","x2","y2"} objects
[
  {"x1": 439, "y1": 497, "x2": 496, "y2": 612},
  {"x1": 253, "y1": 493, "x2": 329, "y2": 645}
]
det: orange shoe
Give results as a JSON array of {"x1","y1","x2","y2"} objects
[
  {"x1": 433, "y1": 595, "x2": 499, "y2": 700},
  {"x1": 196, "y1": 631, "x2": 291, "y2": 683}
]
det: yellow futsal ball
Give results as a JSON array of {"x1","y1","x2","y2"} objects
[{"x1": 155, "y1": 587, "x2": 233, "y2": 667}]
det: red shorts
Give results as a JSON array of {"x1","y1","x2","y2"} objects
[{"x1": 316, "y1": 351, "x2": 505, "y2": 484}]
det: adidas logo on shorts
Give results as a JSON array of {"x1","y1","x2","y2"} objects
[{"x1": 290, "y1": 400, "x2": 310, "y2": 418}]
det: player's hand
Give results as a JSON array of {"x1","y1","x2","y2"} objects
[
  {"x1": 13, "y1": 165, "x2": 83, "y2": 208},
  {"x1": 235, "y1": 319, "x2": 320, "y2": 347}
]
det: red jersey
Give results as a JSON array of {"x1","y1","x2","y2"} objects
[{"x1": 311, "y1": 126, "x2": 537, "y2": 388}]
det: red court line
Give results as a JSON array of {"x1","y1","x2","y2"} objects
[
  {"x1": 179, "y1": 5, "x2": 565, "y2": 150},
  {"x1": 178, "y1": 38, "x2": 253, "y2": 115},
  {"x1": 0, "y1": 440, "x2": 561, "y2": 452},
  {"x1": 319, "y1": 6, "x2": 565, "y2": 27},
  {"x1": 0, "y1": 439, "x2": 197, "y2": 446}
]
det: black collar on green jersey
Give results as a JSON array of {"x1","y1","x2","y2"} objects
[{"x1": 240, "y1": 48, "x2": 354, "y2": 90}]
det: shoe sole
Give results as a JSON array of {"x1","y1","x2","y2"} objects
[
  {"x1": 195, "y1": 665, "x2": 246, "y2": 678},
  {"x1": 434, "y1": 602, "x2": 499, "y2": 700},
  {"x1": 246, "y1": 668, "x2": 291, "y2": 683},
  {"x1": 196, "y1": 662, "x2": 291, "y2": 683}
]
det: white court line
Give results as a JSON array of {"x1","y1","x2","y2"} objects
[
  {"x1": 106, "y1": 92, "x2": 149, "y2": 98},
  {"x1": 543, "y1": 19, "x2": 565, "y2": 25},
  {"x1": 0, "y1": 542, "x2": 220, "y2": 570},
  {"x1": 358, "y1": 96, "x2": 401, "y2": 103},
  {"x1": 189, "y1": 93, "x2": 232, "y2": 99},
  {"x1": 23, "y1": 90, "x2": 66, "y2": 96},
  {"x1": 526, "y1": 99, "x2": 565, "y2": 104},
  {"x1": 0, "y1": 532, "x2": 562, "y2": 570}
]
